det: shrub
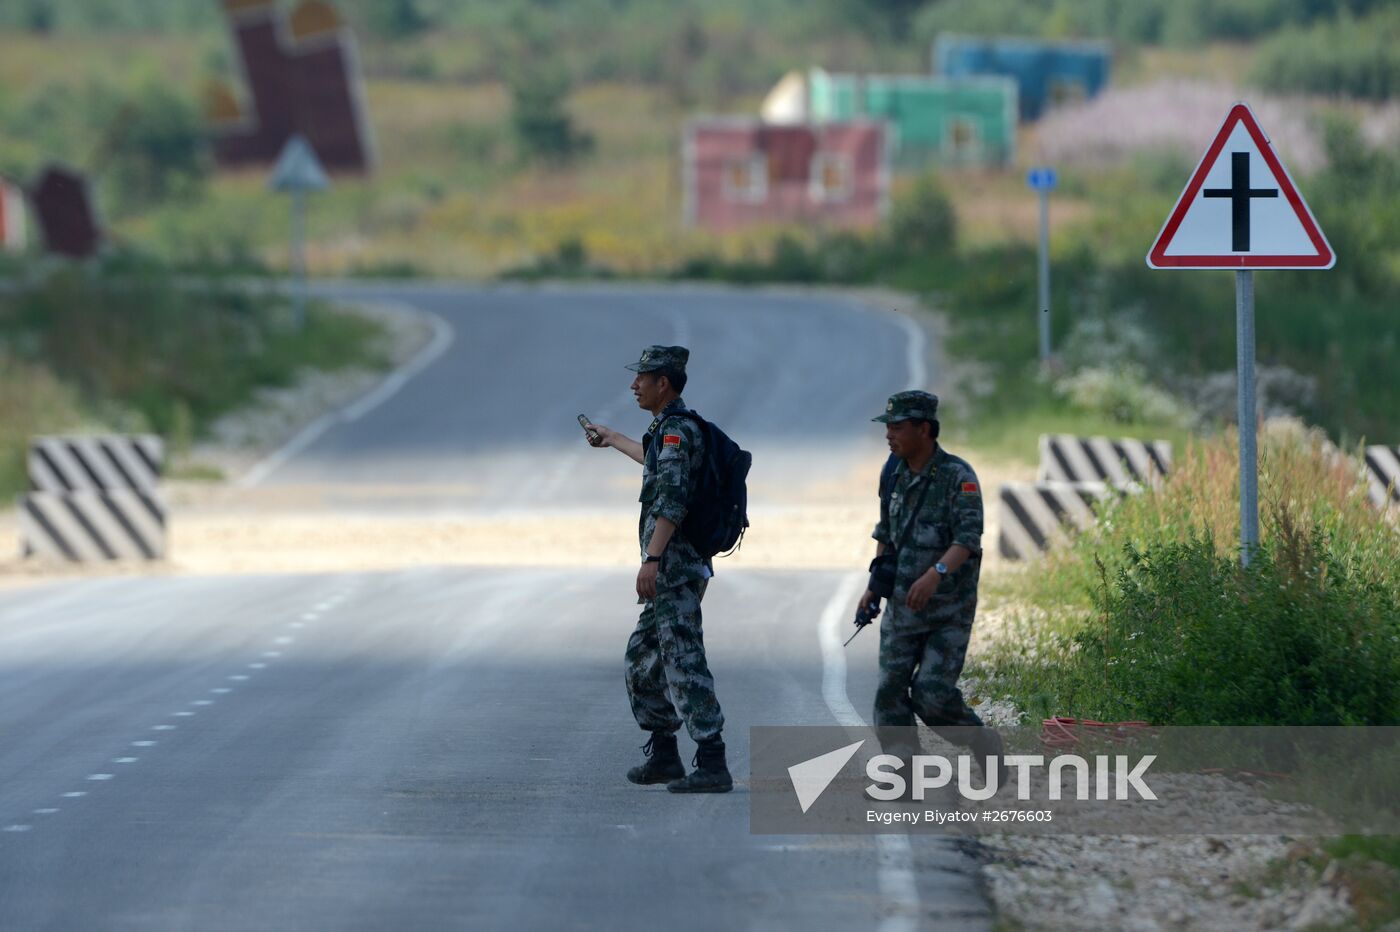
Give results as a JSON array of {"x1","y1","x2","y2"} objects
[
  {"x1": 505, "y1": 64, "x2": 594, "y2": 164},
  {"x1": 1251, "y1": 8, "x2": 1400, "y2": 100},
  {"x1": 884, "y1": 173, "x2": 956, "y2": 263},
  {"x1": 974, "y1": 425, "x2": 1400, "y2": 725},
  {"x1": 1072, "y1": 527, "x2": 1400, "y2": 725},
  {"x1": 0, "y1": 254, "x2": 387, "y2": 453}
]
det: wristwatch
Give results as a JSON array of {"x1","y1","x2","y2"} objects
[
  {"x1": 642, "y1": 554, "x2": 662, "y2": 564},
  {"x1": 934, "y1": 561, "x2": 949, "y2": 575}
]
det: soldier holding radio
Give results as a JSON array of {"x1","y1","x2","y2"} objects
[{"x1": 858, "y1": 390, "x2": 1004, "y2": 784}]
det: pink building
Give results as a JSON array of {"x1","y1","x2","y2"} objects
[{"x1": 682, "y1": 119, "x2": 889, "y2": 232}]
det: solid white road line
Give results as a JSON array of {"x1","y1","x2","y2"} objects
[
  {"x1": 818, "y1": 572, "x2": 921, "y2": 932},
  {"x1": 890, "y1": 311, "x2": 928, "y2": 393},
  {"x1": 237, "y1": 308, "x2": 455, "y2": 487}
]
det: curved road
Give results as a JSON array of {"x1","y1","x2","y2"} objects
[{"x1": 0, "y1": 284, "x2": 991, "y2": 931}]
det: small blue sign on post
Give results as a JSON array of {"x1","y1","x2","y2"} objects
[{"x1": 1028, "y1": 166, "x2": 1056, "y2": 365}]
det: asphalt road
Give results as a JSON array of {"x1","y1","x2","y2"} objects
[{"x1": 0, "y1": 284, "x2": 991, "y2": 930}]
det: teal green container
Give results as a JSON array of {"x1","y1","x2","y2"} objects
[{"x1": 807, "y1": 69, "x2": 1017, "y2": 168}]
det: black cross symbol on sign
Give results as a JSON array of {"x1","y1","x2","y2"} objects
[{"x1": 1203, "y1": 151, "x2": 1278, "y2": 252}]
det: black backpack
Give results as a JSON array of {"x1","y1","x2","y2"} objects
[
  {"x1": 649, "y1": 410, "x2": 751, "y2": 559},
  {"x1": 878, "y1": 452, "x2": 900, "y2": 508}
]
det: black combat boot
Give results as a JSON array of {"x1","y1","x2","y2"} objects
[
  {"x1": 627, "y1": 732, "x2": 686, "y2": 785},
  {"x1": 667, "y1": 735, "x2": 733, "y2": 794},
  {"x1": 969, "y1": 727, "x2": 1008, "y2": 794}
]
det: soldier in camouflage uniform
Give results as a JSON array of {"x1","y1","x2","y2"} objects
[
  {"x1": 583, "y1": 345, "x2": 732, "y2": 794},
  {"x1": 862, "y1": 390, "x2": 1005, "y2": 783}
]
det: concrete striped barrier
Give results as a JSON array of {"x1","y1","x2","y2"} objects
[
  {"x1": 28, "y1": 434, "x2": 163, "y2": 493},
  {"x1": 1037, "y1": 434, "x2": 1171, "y2": 487},
  {"x1": 20, "y1": 490, "x2": 167, "y2": 561},
  {"x1": 20, "y1": 435, "x2": 166, "y2": 562},
  {"x1": 997, "y1": 481, "x2": 1116, "y2": 561},
  {"x1": 1365, "y1": 445, "x2": 1400, "y2": 509}
]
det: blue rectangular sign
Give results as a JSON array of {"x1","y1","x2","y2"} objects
[{"x1": 1027, "y1": 167, "x2": 1057, "y2": 191}]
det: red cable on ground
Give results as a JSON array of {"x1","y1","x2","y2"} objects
[{"x1": 1040, "y1": 716, "x2": 1153, "y2": 750}]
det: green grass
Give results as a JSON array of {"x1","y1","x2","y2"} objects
[
  {"x1": 1322, "y1": 836, "x2": 1400, "y2": 928},
  {"x1": 969, "y1": 424, "x2": 1400, "y2": 725},
  {"x1": 0, "y1": 256, "x2": 388, "y2": 499}
]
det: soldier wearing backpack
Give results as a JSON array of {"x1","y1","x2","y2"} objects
[
  {"x1": 583, "y1": 345, "x2": 748, "y2": 795},
  {"x1": 859, "y1": 390, "x2": 1006, "y2": 790}
]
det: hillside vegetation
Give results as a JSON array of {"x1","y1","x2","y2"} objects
[{"x1": 2, "y1": 0, "x2": 1399, "y2": 459}]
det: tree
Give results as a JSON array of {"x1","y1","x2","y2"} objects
[
  {"x1": 98, "y1": 85, "x2": 210, "y2": 215},
  {"x1": 363, "y1": 0, "x2": 433, "y2": 39},
  {"x1": 507, "y1": 67, "x2": 594, "y2": 164}
]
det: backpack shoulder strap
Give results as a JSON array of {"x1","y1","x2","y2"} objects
[
  {"x1": 878, "y1": 453, "x2": 900, "y2": 530},
  {"x1": 648, "y1": 409, "x2": 703, "y2": 470}
]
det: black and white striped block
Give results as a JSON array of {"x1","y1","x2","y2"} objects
[
  {"x1": 1365, "y1": 445, "x2": 1400, "y2": 509},
  {"x1": 997, "y1": 481, "x2": 1116, "y2": 561},
  {"x1": 20, "y1": 489, "x2": 167, "y2": 562},
  {"x1": 1037, "y1": 434, "x2": 1171, "y2": 488},
  {"x1": 28, "y1": 434, "x2": 163, "y2": 493},
  {"x1": 21, "y1": 434, "x2": 166, "y2": 562}
]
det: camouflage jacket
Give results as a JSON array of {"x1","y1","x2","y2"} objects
[
  {"x1": 640, "y1": 398, "x2": 710, "y2": 591},
  {"x1": 872, "y1": 446, "x2": 983, "y2": 626}
]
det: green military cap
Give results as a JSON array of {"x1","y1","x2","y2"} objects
[
  {"x1": 873, "y1": 390, "x2": 939, "y2": 423},
  {"x1": 625, "y1": 345, "x2": 690, "y2": 373}
]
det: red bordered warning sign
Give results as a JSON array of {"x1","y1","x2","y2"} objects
[{"x1": 1147, "y1": 103, "x2": 1334, "y2": 270}]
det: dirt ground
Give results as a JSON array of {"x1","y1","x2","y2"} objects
[{"x1": 0, "y1": 452, "x2": 1033, "y2": 585}]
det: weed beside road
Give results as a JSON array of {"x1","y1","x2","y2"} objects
[
  {"x1": 0, "y1": 255, "x2": 388, "y2": 499},
  {"x1": 970, "y1": 422, "x2": 1400, "y2": 726}
]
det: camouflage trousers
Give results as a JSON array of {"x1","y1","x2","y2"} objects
[
  {"x1": 873, "y1": 606, "x2": 983, "y2": 743},
  {"x1": 625, "y1": 578, "x2": 725, "y2": 742}
]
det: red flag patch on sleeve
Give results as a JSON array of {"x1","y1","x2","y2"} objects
[
  {"x1": 662, "y1": 434, "x2": 683, "y2": 447},
  {"x1": 961, "y1": 482, "x2": 980, "y2": 494}
]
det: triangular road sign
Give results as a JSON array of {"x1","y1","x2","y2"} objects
[
  {"x1": 1147, "y1": 103, "x2": 1333, "y2": 269},
  {"x1": 269, "y1": 134, "x2": 330, "y2": 193}
]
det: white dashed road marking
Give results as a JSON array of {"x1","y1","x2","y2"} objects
[{"x1": 2, "y1": 589, "x2": 348, "y2": 836}]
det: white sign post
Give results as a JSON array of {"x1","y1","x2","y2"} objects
[
  {"x1": 268, "y1": 135, "x2": 330, "y2": 330},
  {"x1": 1148, "y1": 103, "x2": 1334, "y2": 566}
]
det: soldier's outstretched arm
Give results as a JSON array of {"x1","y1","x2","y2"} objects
[{"x1": 585, "y1": 424, "x2": 645, "y2": 464}]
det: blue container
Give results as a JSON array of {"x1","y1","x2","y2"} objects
[{"x1": 933, "y1": 34, "x2": 1111, "y2": 122}]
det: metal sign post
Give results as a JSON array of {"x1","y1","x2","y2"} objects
[
  {"x1": 268, "y1": 135, "x2": 330, "y2": 330},
  {"x1": 290, "y1": 187, "x2": 307, "y2": 328},
  {"x1": 1147, "y1": 103, "x2": 1333, "y2": 566},
  {"x1": 1235, "y1": 270, "x2": 1259, "y2": 563},
  {"x1": 1027, "y1": 167, "x2": 1057, "y2": 366}
]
